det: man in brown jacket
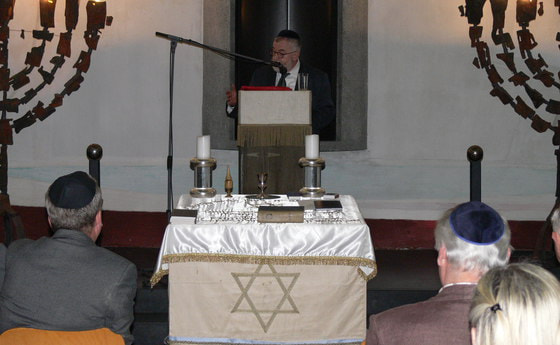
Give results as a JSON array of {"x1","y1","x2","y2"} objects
[
  {"x1": 550, "y1": 207, "x2": 560, "y2": 279},
  {"x1": 367, "y1": 201, "x2": 511, "y2": 345},
  {"x1": 551, "y1": 207, "x2": 560, "y2": 261}
]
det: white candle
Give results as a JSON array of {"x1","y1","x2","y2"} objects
[
  {"x1": 197, "y1": 135, "x2": 211, "y2": 159},
  {"x1": 305, "y1": 134, "x2": 319, "y2": 159}
]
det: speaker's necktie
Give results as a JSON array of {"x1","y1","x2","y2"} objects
[{"x1": 277, "y1": 72, "x2": 289, "y2": 87}]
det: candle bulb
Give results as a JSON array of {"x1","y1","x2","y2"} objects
[
  {"x1": 305, "y1": 134, "x2": 319, "y2": 159},
  {"x1": 86, "y1": 0, "x2": 107, "y2": 32},
  {"x1": 516, "y1": 0, "x2": 537, "y2": 25},
  {"x1": 197, "y1": 135, "x2": 211, "y2": 159},
  {"x1": 40, "y1": 0, "x2": 57, "y2": 28}
]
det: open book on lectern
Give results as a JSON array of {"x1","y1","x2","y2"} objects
[{"x1": 238, "y1": 88, "x2": 311, "y2": 125}]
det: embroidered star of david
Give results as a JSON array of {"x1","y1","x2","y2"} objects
[{"x1": 231, "y1": 264, "x2": 300, "y2": 332}]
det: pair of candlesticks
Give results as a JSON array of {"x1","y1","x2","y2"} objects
[{"x1": 190, "y1": 135, "x2": 325, "y2": 199}]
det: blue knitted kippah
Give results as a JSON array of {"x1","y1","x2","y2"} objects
[{"x1": 450, "y1": 201, "x2": 505, "y2": 245}]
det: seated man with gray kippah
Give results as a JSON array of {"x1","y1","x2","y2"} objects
[
  {"x1": 0, "y1": 171, "x2": 137, "y2": 345},
  {"x1": 367, "y1": 201, "x2": 511, "y2": 345}
]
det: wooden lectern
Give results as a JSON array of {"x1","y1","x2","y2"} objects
[{"x1": 238, "y1": 90, "x2": 311, "y2": 194}]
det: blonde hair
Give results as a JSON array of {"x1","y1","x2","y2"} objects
[{"x1": 469, "y1": 263, "x2": 560, "y2": 345}]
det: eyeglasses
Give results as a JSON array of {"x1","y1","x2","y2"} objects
[{"x1": 270, "y1": 49, "x2": 297, "y2": 58}]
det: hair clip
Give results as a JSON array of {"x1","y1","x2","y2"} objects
[{"x1": 490, "y1": 303, "x2": 501, "y2": 312}]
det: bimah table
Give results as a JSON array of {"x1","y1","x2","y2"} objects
[{"x1": 151, "y1": 194, "x2": 377, "y2": 345}]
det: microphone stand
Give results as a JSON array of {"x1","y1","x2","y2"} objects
[
  {"x1": 155, "y1": 31, "x2": 284, "y2": 220},
  {"x1": 156, "y1": 32, "x2": 285, "y2": 72}
]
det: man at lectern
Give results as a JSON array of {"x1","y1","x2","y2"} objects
[{"x1": 226, "y1": 29, "x2": 335, "y2": 136}]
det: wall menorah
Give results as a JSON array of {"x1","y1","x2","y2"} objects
[
  {"x1": 0, "y1": 0, "x2": 112, "y2": 243},
  {"x1": 459, "y1": 0, "x2": 559, "y2": 258}
]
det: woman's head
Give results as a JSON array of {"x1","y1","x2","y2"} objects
[{"x1": 469, "y1": 262, "x2": 560, "y2": 345}]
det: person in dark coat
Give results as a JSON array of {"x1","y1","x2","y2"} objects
[{"x1": 0, "y1": 171, "x2": 137, "y2": 345}]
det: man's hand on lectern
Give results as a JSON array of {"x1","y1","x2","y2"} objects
[{"x1": 226, "y1": 84, "x2": 238, "y2": 107}]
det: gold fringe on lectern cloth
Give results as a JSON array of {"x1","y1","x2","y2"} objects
[{"x1": 237, "y1": 125, "x2": 311, "y2": 147}]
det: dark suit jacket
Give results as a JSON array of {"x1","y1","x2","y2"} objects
[
  {"x1": 0, "y1": 229, "x2": 137, "y2": 345},
  {"x1": 227, "y1": 62, "x2": 335, "y2": 135},
  {"x1": 366, "y1": 284, "x2": 476, "y2": 345}
]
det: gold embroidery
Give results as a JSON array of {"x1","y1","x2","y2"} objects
[
  {"x1": 231, "y1": 264, "x2": 300, "y2": 332},
  {"x1": 149, "y1": 269, "x2": 168, "y2": 287},
  {"x1": 168, "y1": 341, "x2": 363, "y2": 345},
  {"x1": 150, "y1": 253, "x2": 377, "y2": 287}
]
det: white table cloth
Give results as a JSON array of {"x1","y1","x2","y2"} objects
[
  {"x1": 151, "y1": 194, "x2": 376, "y2": 285},
  {"x1": 150, "y1": 194, "x2": 376, "y2": 345}
]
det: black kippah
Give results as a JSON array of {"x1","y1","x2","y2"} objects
[
  {"x1": 48, "y1": 171, "x2": 96, "y2": 209},
  {"x1": 277, "y1": 29, "x2": 300, "y2": 40}
]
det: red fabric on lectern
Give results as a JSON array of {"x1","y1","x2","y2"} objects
[{"x1": 240, "y1": 86, "x2": 291, "y2": 91}]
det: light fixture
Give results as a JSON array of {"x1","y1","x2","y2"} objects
[
  {"x1": 40, "y1": 0, "x2": 57, "y2": 28},
  {"x1": 465, "y1": 0, "x2": 487, "y2": 26},
  {"x1": 516, "y1": 0, "x2": 537, "y2": 25},
  {"x1": 86, "y1": 0, "x2": 106, "y2": 32}
]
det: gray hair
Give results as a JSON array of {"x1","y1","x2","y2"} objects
[
  {"x1": 434, "y1": 206, "x2": 511, "y2": 274},
  {"x1": 274, "y1": 36, "x2": 301, "y2": 50},
  {"x1": 469, "y1": 263, "x2": 560, "y2": 345},
  {"x1": 551, "y1": 208, "x2": 560, "y2": 234},
  {"x1": 45, "y1": 183, "x2": 103, "y2": 235}
]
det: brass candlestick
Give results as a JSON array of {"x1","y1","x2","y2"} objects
[{"x1": 225, "y1": 165, "x2": 233, "y2": 197}]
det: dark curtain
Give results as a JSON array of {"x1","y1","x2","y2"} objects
[{"x1": 235, "y1": 0, "x2": 337, "y2": 140}]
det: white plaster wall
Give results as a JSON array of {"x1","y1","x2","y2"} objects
[
  {"x1": 9, "y1": 0, "x2": 203, "y2": 165},
  {"x1": 366, "y1": 0, "x2": 556, "y2": 164},
  {"x1": 7, "y1": 0, "x2": 203, "y2": 211},
  {"x1": 6, "y1": 0, "x2": 559, "y2": 221},
  {"x1": 326, "y1": 0, "x2": 558, "y2": 220},
  {"x1": 335, "y1": 0, "x2": 557, "y2": 220}
]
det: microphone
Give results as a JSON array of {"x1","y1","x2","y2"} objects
[
  {"x1": 271, "y1": 61, "x2": 287, "y2": 74},
  {"x1": 155, "y1": 32, "x2": 185, "y2": 42}
]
